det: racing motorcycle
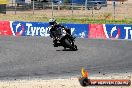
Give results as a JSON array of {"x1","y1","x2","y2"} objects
[{"x1": 49, "y1": 26, "x2": 78, "y2": 51}]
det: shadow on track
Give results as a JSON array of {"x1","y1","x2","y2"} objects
[{"x1": 56, "y1": 49, "x2": 78, "y2": 51}]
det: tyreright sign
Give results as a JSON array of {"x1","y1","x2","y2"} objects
[
  {"x1": 104, "y1": 24, "x2": 132, "y2": 39},
  {"x1": 0, "y1": 21, "x2": 13, "y2": 36},
  {"x1": 88, "y1": 24, "x2": 132, "y2": 40},
  {"x1": 1, "y1": 20, "x2": 132, "y2": 40}
]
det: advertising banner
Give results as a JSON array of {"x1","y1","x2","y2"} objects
[
  {"x1": 0, "y1": 21, "x2": 13, "y2": 35},
  {"x1": 88, "y1": 24, "x2": 107, "y2": 39},
  {"x1": 63, "y1": 23, "x2": 88, "y2": 38},
  {"x1": 88, "y1": 24, "x2": 132, "y2": 40},
  {"x1": 104, "y1": 24, "x2": 132, "y2": 39},
  {"x1": 11, "y1": 21, "x2": 89, "y2": 38},
  {"x1": 9, "y1": 21, "x2": 132, "y2": 39},
  {"x1": 11, "y1": 21, "x2": 50, "y2": 36}
]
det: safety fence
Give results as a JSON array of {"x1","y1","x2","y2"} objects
[
  {"x1": 2, "y1": 1, "x2": 132, "y2": 20},
  {"x1": 0, "y1": 21, "x2": 132, "y2": 39}
]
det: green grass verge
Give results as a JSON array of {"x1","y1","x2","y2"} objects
[
  {"x1": 0, "y1": 14, "x2": 132, "y2": 24},
  {"x1": 57, "y1": 17, "x2": 132, "y2": 24}
]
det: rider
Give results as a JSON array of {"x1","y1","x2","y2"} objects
[
  {"x1": 49, "y1": 18, "x2": 74, "y2": 47},
  {"x1": 49, "y1": 18, "x2": 64, "y2": 47}
]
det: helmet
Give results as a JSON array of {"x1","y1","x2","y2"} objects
[{"x1": 49, "y1": 18, "x2": 56, "y2": 25}]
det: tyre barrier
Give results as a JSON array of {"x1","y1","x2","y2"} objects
[{"x1": 0, "y1": 21, "x2": 132, "y2": 40}]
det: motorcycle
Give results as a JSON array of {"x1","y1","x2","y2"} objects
[{"x1": 49, "y1": 26, "x2": 78, "y2": 51}]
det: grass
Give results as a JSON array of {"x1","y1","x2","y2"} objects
[
  {"x1": 0, "y1": 14, "x2": 132, "y2": 24},
  {"x1": 57, "y1": 17, "x2": 132, "y2": 24}
]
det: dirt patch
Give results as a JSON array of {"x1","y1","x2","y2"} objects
[
  {"x1": 3, "y1": 1, "x2": 132, "y2": 21},
  {"x1": 0, "y1": 73, "x2": 131, "y2": 88}
]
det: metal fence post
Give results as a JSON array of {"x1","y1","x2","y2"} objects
[
  {"x1": 15, "y1": 1, "x2": 16, "y2": 15},
  {"x1": 85, "y1": 0, "x2": 87, "y2": 10},
  {"x1": 125, "y1": 1, "x2": 128, "y2": 19},
  {"x1": 113, "y1": 0, "x2": 116, "y2": 20},
  {"x1": 33, "y1": 0, "x2": 35, "y2": 14},
  {"x1": 72, "y1": 0, "x2": 73, "y2": 17},
  {"x1": 12, "y1": 0, "x2": 13, "y2": 7},
  {"x1": 52, "y1": 1, "x2": 54, "y2": 18}
]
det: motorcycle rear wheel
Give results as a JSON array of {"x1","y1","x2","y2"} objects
[{"x1": 64, "y1": 38, "x2": 78, "y2": 51}]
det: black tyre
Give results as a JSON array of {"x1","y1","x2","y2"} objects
[
  {"x1": 64, "y1": 38, "x2": 73, "y2": 47},
  {"x1": 63, "y1": 38, "x2": 76, "y2": 50},
  {"x1": 73, "y1": 45, "x2": 78, "y2": 51},
  {"x1": 79, "y1": 77, "x2": 89, "y2": 87},
  {"x1": 62, "y1": 37, "x2": 78, "y2": 51}
]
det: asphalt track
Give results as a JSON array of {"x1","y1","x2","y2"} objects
[{"x1": 0, "y1": 36, "x2": 132, "y2": 79}]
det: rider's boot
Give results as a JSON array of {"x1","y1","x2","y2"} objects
[{"x1": 53, "y1": 40, "x2": 58, "y2": 47}]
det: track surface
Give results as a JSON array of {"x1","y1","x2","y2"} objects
[{"x1": 0, "y1": 37, "x2": 132, "y2": 78}]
